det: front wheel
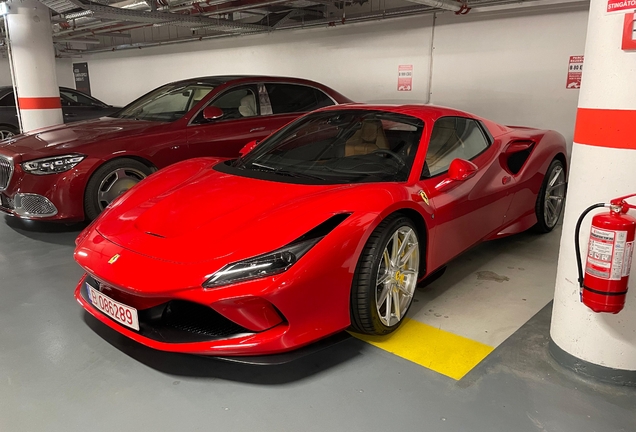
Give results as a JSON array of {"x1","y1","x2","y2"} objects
[
  {"x1": 350, "y1": 215, "x2": 420, "y2": 335},
  {"x1": 0, "y1": 125, "x2": 18, "y2": 141},
  {"x1": 533, "y1": 159, "x2": 566, "y2": 233},
  {"x1": 84, "y1": 158, "x2": 152, "y2": 220}
]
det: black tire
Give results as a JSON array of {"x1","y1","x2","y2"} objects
[
  {"x1": 533, "y1": 159, "x2": 566, "y2": 233},
  {"x1": 84, "y1": 158, "x2": 152, "y2": 221},
  {"x1": 350, "y1": 215, "x2": 420, "y2": 335},
  {"x1": 0, "y1": 125, "x2": 18, "y2": 141}
]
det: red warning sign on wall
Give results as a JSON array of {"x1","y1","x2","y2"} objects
[
  {"x1": 397, "y1": 65, "x2": 413, "y2": 92},
  {"x1": 566, "y1": 56, "x2": 584, "y2": 89},
  {"x1": 607, "y1": 0, "x2": 636, "y2": 14}
]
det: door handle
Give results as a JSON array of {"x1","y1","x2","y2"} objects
[
  {"x1": 502, "y1": 176, "x2": 512, "y2": 185},
  {"x1": 64, "y1": 113, "x2": 77, "y2": 117},
  {"x1": 250, "y1": 127, "x2": 265, "y2": 132}
]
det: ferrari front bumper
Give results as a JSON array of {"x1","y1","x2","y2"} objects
[{"x1": 75, "y1": 274, "x2": 297, "y2": 356}]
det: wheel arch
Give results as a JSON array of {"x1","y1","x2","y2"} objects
[
  {"x1": 82, "y1": 154, "x2": 158, "y2": 219},
  {"x1": 391, "y1": 207, "x2": 429, "y2": 277},
  {"x1": 0, "y1": 123, "x2": 19, "y2": 133},
  {"x1": 553, "y1": 152, "x2": 567, "y2": 175}
]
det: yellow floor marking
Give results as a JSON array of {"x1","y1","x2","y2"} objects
[{"x1": 352, "y1": 318, "x2": 494, "y2": 380}]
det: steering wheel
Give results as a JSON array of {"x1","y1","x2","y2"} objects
[{"x1": 371, "y1": 149, "x2": 405, "y2": 167}]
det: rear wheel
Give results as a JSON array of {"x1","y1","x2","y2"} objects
[
  {"x1": 350, "y1": 215, "x2": 420, "y2": 335},
  {"x1": 0, "y1": 125, "x2": 18, "y2": 141},
  {"x1": 533, "y1": 159, "x2": 566, "y2": 233},
  {"x1": 84, "y1": 158, "x2": 152, "y2": 220}
]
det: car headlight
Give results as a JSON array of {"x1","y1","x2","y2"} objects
[
  {"x1": 203, "y1": 239, "x2": 318, "y2": 288},
  {"x1": 22, "y1": 154, "x2": 86, "y2": 175}
]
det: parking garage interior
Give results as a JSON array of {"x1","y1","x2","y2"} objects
[{"x1": 1, "y1": 0, "x2": 635, "y2": 430}]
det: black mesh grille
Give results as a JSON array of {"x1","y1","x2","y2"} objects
[
  {"x1": 82, "y1": 276, "x2": 253, "y2": 343},
  {"x1": 0, "y1": 194, "x2": 14, "y2": 209},
  {"x1": 161, "y1": 301, "x2": 248, "y2": 339},
  {"x1": 17, "y1": 194, "x2": 57, "y2": 215}
]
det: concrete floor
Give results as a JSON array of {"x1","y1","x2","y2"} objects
[{"x1": 0, "y1": 215, "x2": 635, "y2": 432}]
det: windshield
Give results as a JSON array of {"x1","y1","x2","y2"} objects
[
  {"x1": 224, "y1": 110, "x2": 424, "y2": 185},
  {"x1": 113, "y1": 83, "x2": 214, "y2": 122}
]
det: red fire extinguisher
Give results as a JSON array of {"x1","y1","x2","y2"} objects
[{"x1": 575, "y1": 194, "x2": 636, "y2": 313}]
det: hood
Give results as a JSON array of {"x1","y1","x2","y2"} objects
[
  {"x1": 94, "y1": 159, "x2": 372, "y2": 265},
  {"x1": 0, "y1": 118, "x2": 161, "y2": 159}
]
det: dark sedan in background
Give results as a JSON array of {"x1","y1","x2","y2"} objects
[
  {"x1": 0, "y1": 76, "x2": 352, "y2": 221},
  {"x1": 0, "y1": 86, "x2": 119, "y2": 139}
]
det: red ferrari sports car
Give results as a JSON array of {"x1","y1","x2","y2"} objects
[
  {"x1": 74, "y1": 104, "x2": 567, "y2": 357},
  {"x1": 0, "y1": 76, "x2": 351, "y2": 221}
]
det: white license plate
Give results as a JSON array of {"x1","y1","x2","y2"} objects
[{"x1": 87, "y1": 283, "x2": 140, "y2": 331}]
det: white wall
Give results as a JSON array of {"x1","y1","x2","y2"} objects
[
  {"x1": 0, "y1": 55, "x2": 75, "y2": 88},
  {"x1": 79, "y1": 3, "x2": 588, "y2": 150},
  {"x1": 432, "y1": 6, "x2": 588, "y2": 152},
  {"x1": 85, "y1": 15, "x2": 435, "y2": 107}
]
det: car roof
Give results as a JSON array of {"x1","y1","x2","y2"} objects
[
  {"x1": 318, "y1": 103, "x2": 479, "y2": 121},
  {"x1": 163, "y1": 75, "x2": 335, "y2": 87}
]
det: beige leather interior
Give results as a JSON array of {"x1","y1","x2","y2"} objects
[
  {"x1": 238, "y1": 94, "x2": 257, "y2": 117},
  {"x1": 344, "y1": 120, "x2": 389, "y2": 157},
  {"x1": 425, "y1": 120, "x2": 465, "y2": 176}
]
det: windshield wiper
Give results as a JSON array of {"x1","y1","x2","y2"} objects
[
  {"x1": 248, "y1": 162, "x2": 324, "y2": 180},
  {"x1": 274, "y1": 169, "x2": 325, "y2": 181}
]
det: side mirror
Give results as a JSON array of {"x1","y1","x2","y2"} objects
[
  {"x1": 239, "y1": 139, "x2": 259, "y2": 157},
  {"x1": 435, "y1": 159, "x2": 478, "y2": 191},
  {"x1": 448, "y1": 158, "x2": 478, "y2": 181},
  {"x1": 203, "y1": 106, "x2": 224, "y2": 121}
]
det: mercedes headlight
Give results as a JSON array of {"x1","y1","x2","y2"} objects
[
  {"x1": 22, "y1": 154, "x2": 86, "y2": 175},
  {"x1": 203, "y1": 239, "x2": 318, "y2": 288}
]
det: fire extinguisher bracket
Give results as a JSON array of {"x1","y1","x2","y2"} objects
[{"x1": 575, "y1": 194, "x2": 636, "y2": 314}]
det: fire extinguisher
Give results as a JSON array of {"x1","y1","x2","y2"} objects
[{"x1": 575, "y1": 194, "x2": 636, "y2": 314}]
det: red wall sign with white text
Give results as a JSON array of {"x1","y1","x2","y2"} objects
[
  {"x1": 624, "y1": 12, "x2": 636, "y2": 50},
  {"x1": 397, "y1": 65, "x2": 413, "y2": 92},
  {"x1": 566, "y1": 56, "x2": 584, "y2": 89},
  {"x1": 607, "y1": 0, "x2": 636, "y2": 14}
]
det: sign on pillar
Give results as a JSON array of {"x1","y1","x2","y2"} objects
[{"x1": 622, "y1": 13, "x2": 636, "y2": 50}]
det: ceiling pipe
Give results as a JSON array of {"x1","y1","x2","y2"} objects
[
  {"x1": 63, "y1": 0, "x2": 272, "y2": 30},
  {"x1": 55, "y1": 36, "x2": 102, "y2": 43},
  {"x1": 200, "y1": 0, "x2": 292, "y2": 16},
  {"x1": 403, "y1": 0, "x2": 463, "y2": 12},
  {"x1": 69, "y1": 4, "x2": 439, "y2": 54}
]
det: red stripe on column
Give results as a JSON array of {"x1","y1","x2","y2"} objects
[
  {"x1": 18, "y1": 97, "x2": 62, "y2": 110},
  {"x1": 574, "y1": 108, "x2": 636, "y2": 150}
]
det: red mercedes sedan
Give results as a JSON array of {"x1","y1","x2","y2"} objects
[
  {"x1": 74, "y1": 104, "x2": 567, "y2": 358},
  {"x1": 0, "y1": 76, "x2": 351, "y2": 221}
]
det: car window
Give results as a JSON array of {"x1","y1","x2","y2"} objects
[
  {"x1": 192, "y1": 86, "x2": 259, "y2": 124},
  {"x1": 0, "y1": 92, "x2": 15, "y2": 107},
  {"x1": 227, "y1": 110, "x2": 424, "y2": 185},
  {"x1": 114, "y1": 83, "x2": 214, "y2": 122},
  {"x1": 60, "y1": 89, "x2": 100, "y2": 107},
  {"x1": 264, "y1": 83, "x2": 334, "y2": 115},
  {"x1": 423, "y1": 117, "x2": 490, "y2": 178}
]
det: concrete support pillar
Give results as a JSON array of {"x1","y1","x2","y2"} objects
[
  {"x1": 5, "y1": 0, "x2": 62, "y2": 132},
  {"x1": 550, "y1": 0, "x2": 636, "y2": 384}
]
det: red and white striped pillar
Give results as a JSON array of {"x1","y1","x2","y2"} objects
[
  {"x1": 550, "y1": 0, "x2": 636, "y2": 383},
  {"x1": 5, "y1": 0, "x2": 63, "y2": 132}
]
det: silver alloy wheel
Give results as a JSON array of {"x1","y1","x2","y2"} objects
[
  {"x1": 97, "y1": 167, "x2": 147, "y2": 210},
  {"x1": 544, "y1": 164, "x2": 566, "y2": 228},
  {"x1": 0, "y1": 129, "x2": 15, "y2": 141},
  {"x1": 375, "y1": 226, "x2": 419, "y2": 327}
]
